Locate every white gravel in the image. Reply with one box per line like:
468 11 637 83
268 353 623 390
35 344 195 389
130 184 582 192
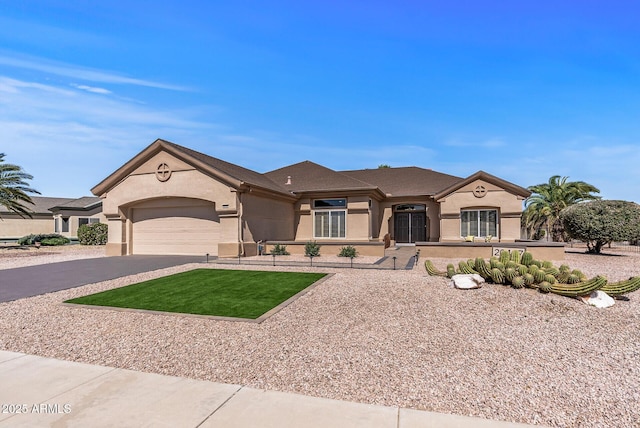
0 245 105 270
1 248 639 427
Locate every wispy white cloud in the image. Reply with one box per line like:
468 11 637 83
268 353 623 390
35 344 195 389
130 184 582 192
71 83 112 94
0 54 188 91
0 75 211 196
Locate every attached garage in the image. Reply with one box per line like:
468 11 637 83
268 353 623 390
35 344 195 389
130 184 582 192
131 198 220 256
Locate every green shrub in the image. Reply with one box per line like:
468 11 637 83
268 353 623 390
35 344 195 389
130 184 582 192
270 244 290 255
18 233 70 246
338 245 358 258
78 223 108 245
304 240 321 257
561 200 640 254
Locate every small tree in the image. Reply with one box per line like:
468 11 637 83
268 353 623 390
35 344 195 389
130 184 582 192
304 240 321 257
560 200 640 254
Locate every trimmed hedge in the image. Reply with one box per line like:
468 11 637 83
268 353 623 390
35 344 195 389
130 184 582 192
18 233 70 246
78 223 108 245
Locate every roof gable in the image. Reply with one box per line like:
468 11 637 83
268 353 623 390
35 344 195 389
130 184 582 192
434 170 531 201
91 139 292 198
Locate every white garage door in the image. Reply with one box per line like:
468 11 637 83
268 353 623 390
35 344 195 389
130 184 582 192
132 202 220 255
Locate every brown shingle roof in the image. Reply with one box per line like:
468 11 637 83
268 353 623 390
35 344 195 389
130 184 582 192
49 196 102 210
0 197 74 214
340 167 463 197
264 161 378 193
160 140 292 195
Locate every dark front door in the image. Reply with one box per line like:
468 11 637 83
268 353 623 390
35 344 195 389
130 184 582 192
394 212 426 243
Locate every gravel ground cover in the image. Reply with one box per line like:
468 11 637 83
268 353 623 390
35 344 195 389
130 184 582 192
0 245 105 270
0 249 639 427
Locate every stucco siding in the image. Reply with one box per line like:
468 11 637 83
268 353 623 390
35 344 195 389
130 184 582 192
241 193 294 243
0 215 53 239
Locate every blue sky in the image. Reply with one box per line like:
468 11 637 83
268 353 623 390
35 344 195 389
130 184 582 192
1 1 639 201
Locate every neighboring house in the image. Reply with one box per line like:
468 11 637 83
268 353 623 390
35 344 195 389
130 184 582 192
92 139 531 257
0 196 104 240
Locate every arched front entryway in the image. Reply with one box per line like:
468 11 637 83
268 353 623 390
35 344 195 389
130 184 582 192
129 198 220 255
393 204 427 243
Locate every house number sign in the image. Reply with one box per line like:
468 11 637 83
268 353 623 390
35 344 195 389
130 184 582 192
156 163 172 182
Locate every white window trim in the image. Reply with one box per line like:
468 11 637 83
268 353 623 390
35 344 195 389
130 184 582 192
313 209 347 239
460 209 498 238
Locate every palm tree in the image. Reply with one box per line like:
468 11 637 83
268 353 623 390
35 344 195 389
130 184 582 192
0 153 40 218
522 175 600 242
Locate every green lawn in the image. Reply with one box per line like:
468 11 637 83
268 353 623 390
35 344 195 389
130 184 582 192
65 269 326 319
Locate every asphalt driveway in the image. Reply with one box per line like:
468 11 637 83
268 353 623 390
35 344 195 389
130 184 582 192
0 255 206 303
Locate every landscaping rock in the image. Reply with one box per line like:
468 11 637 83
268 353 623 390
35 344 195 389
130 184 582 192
450 274 484 289
580 290 615 308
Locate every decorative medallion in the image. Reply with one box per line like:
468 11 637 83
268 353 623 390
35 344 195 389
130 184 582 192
473 185 487 198
156 163 172 182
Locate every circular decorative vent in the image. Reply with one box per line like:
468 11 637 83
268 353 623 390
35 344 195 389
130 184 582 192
156 163 172 182
473 185 487 198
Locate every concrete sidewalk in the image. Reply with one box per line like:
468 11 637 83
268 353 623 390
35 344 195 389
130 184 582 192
0 350 543 428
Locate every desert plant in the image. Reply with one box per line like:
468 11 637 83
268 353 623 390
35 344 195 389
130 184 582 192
304 240 321 257
78 223 108 245
0 153 40 218
18 233 69 246
561 200 640 254
270 243 290 255
338 245 358 258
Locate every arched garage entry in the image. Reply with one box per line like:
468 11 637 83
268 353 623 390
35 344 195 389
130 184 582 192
130 198 220 256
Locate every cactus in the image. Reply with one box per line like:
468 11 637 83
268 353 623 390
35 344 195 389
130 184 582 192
516 265 527 276
600 276 640 296
425 260 447 276
566 274 581 284
511 276 525 289
521 251 533 266
446 264 457 278
538 281 552 293
572 269 588 281
491 268 505 284
548 275 607 298
559 264 571 273
504 267 517 282
523 273 535 287
475 258 493 280
489 257 500 268
499 250 510 265
528 264 539 274
505 261 518 269
543 274 557 284
542 260 554 269
495 262 505 271
459 260 478 275
533 269 546 284
544 267 560 278
510 250 521 264
531 259 543 268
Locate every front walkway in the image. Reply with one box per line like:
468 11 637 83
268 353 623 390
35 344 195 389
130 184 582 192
0 350 543 428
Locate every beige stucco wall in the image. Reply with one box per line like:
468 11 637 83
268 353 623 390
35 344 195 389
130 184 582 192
241 192 294 244
438 179 525 242
101 151 241 256
0 214 53 239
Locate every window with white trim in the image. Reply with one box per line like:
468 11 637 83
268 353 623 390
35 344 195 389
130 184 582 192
79 217 100 227
313 199 346 238
461 209 497 237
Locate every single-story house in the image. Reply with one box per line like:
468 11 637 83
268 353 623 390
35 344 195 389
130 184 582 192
0 196 104 241
92 139 531 257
